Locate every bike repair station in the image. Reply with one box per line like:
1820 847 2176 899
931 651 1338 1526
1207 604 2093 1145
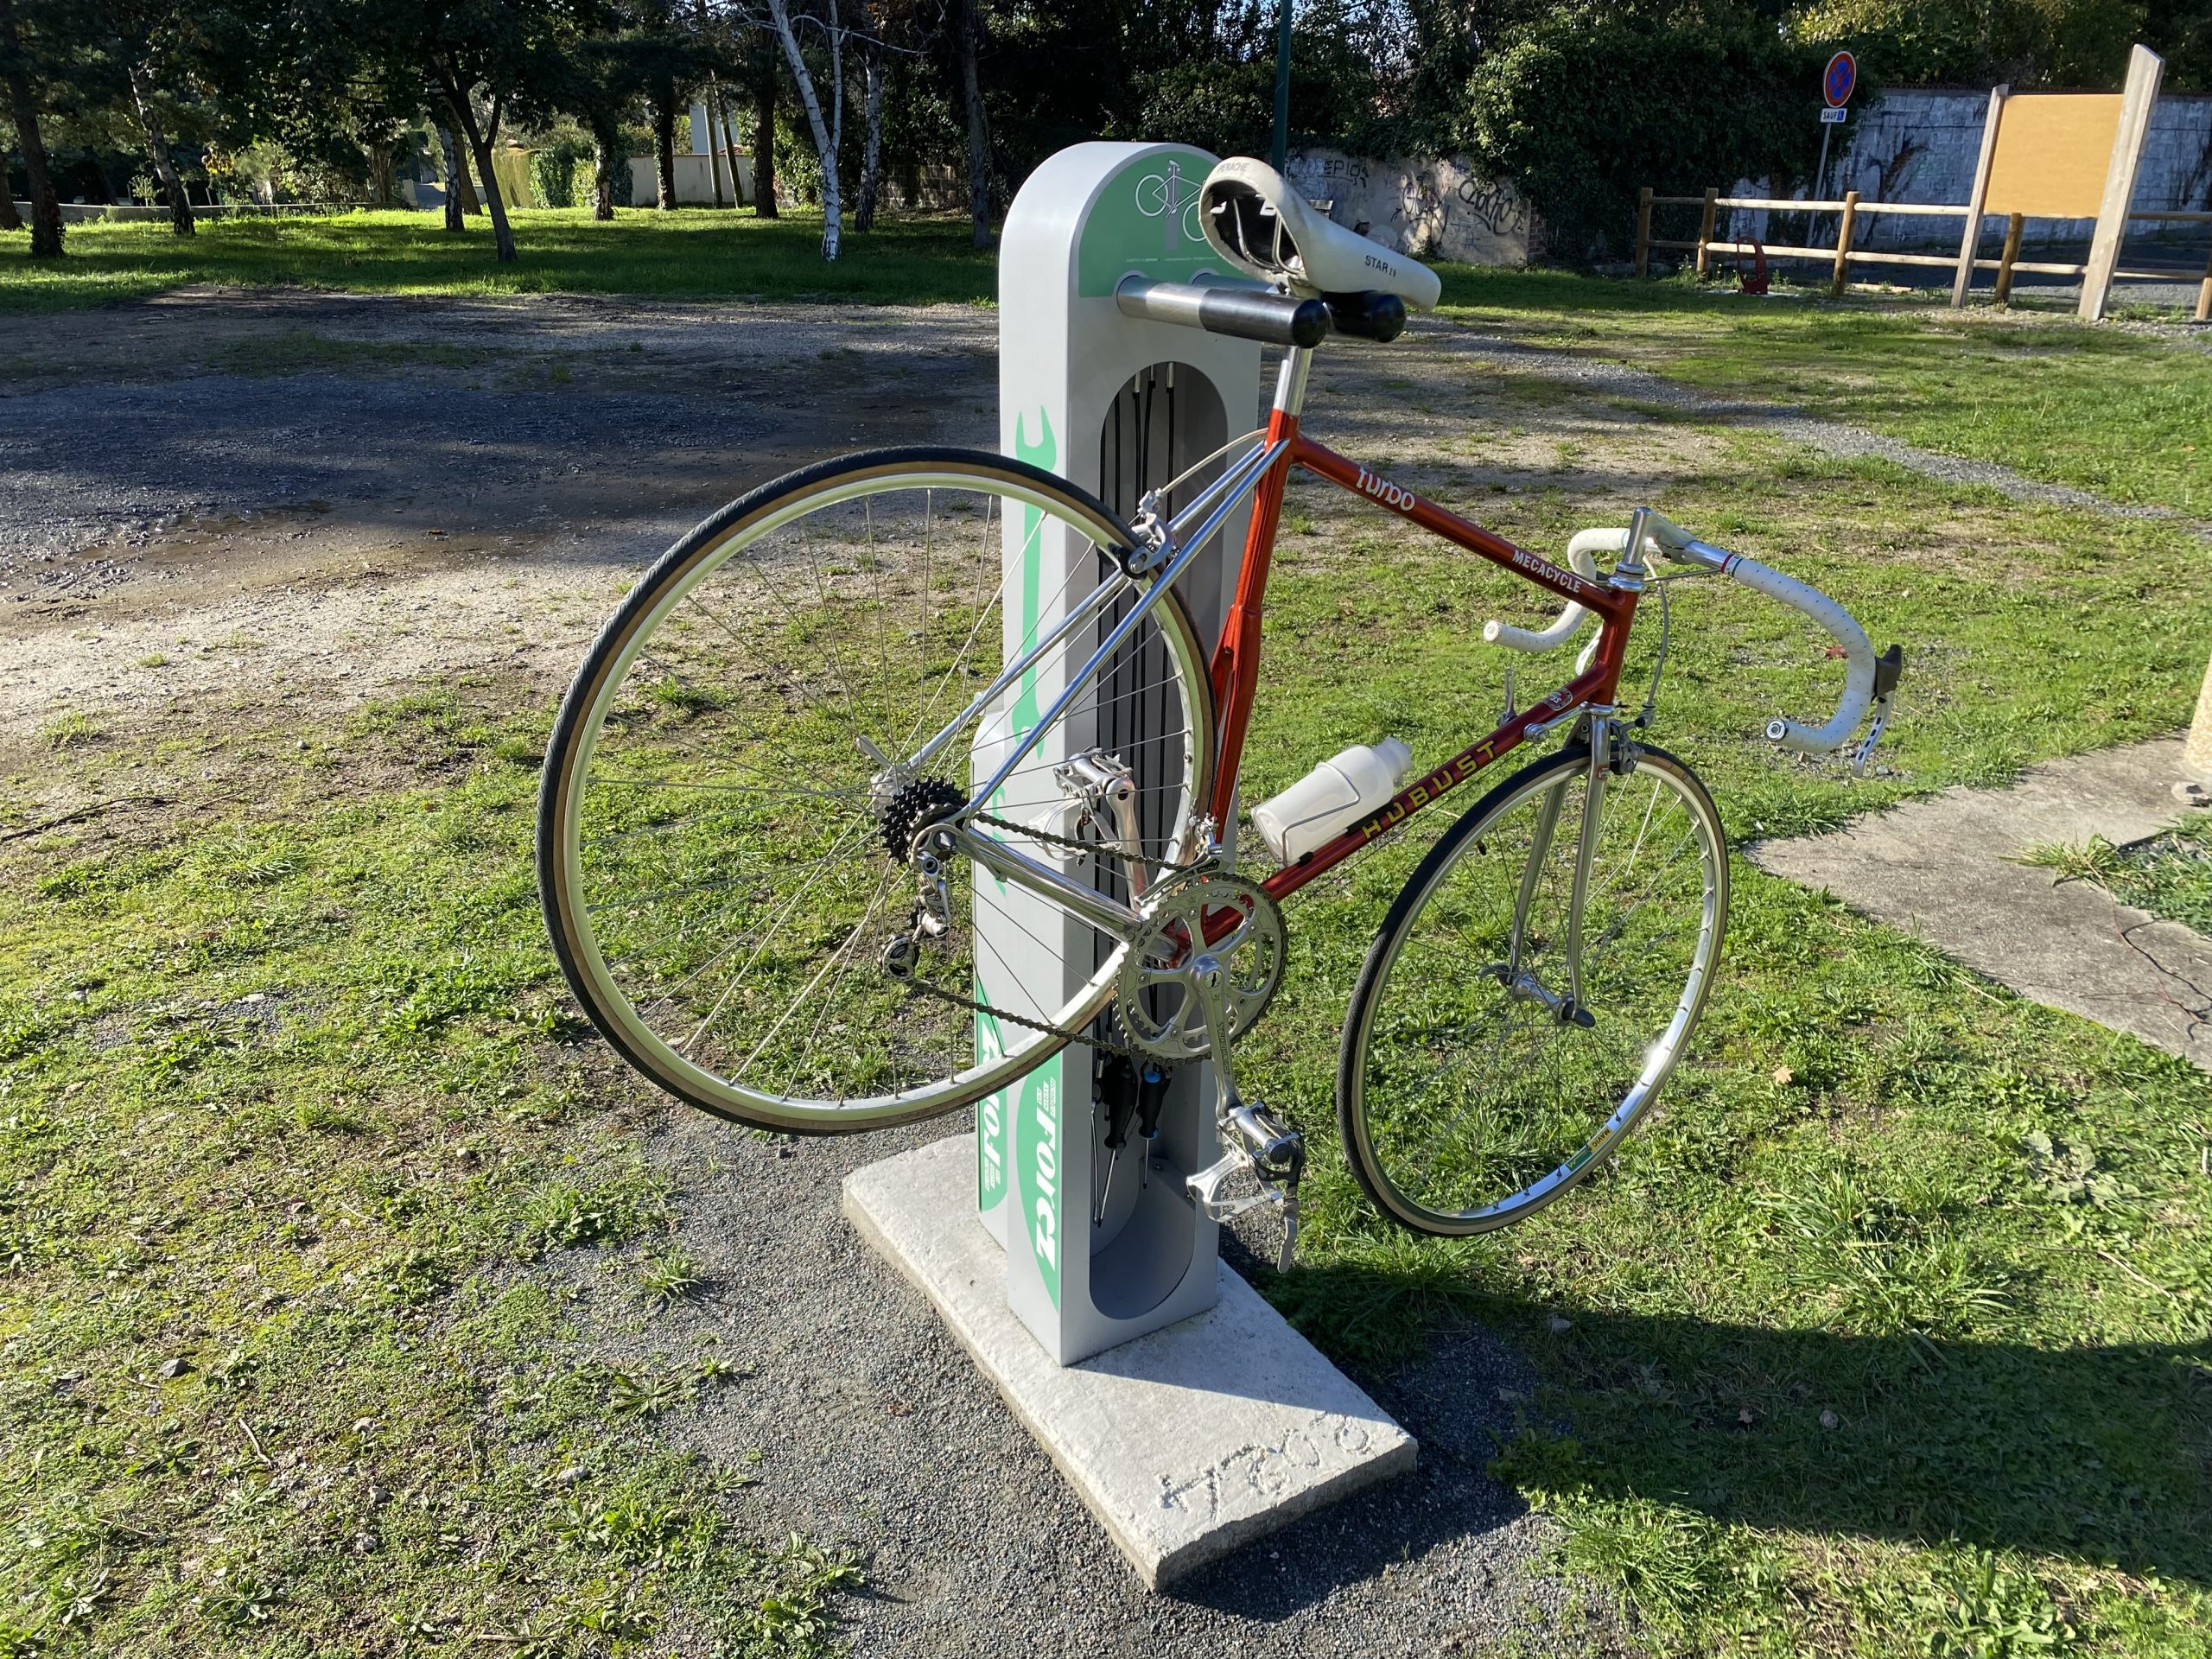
842 142 1417 1589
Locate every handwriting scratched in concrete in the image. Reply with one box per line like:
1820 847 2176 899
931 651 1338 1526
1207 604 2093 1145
1157 1412 1377 1520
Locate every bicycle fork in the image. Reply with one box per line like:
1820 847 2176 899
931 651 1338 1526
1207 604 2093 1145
1496 716 1624 1028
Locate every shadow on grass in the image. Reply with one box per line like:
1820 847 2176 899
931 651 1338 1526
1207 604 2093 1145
1208 1247 2212 1612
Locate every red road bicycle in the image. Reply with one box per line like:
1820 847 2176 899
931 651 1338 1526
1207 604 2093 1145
537 159 1901 1250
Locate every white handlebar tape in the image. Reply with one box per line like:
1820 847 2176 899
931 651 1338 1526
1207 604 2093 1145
1482 529 1623 652
1724 553 1877 753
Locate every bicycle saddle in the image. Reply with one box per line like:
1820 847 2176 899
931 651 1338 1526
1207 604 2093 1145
1198 156 1442 314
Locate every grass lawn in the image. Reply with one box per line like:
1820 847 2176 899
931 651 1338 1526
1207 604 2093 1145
0 207 995 313
3 270 2209 1655
1 701 864 1655
1434 265 2212 518
2026 815 2212 935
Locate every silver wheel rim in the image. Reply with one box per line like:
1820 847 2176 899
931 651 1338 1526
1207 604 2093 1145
1347 749 1727 1234
547 462 1215 1131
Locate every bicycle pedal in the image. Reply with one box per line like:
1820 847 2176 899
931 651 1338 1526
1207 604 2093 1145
1225 1100 1306 1188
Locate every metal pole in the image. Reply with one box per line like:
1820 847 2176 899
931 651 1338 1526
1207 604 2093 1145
1268 0 1293 174
2179 650 2212 804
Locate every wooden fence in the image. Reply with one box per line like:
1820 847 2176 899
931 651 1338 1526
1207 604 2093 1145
1634 187 2212 320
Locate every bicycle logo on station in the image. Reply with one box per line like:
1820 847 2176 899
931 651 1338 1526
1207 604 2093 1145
1135 160 1204 251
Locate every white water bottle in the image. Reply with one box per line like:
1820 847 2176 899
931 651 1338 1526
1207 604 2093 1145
1251 738 1414 865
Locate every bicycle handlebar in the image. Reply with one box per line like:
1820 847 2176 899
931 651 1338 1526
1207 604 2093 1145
1489 508 1902 766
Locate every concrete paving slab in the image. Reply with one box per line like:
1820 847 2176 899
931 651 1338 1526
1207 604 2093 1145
1751 734 2212 1067
843 1133 1418 1590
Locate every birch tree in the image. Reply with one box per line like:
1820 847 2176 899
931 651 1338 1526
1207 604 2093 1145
852 16 882 231
761 0 842 258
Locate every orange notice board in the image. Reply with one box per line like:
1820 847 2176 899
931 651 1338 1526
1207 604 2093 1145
1983 93 2124 217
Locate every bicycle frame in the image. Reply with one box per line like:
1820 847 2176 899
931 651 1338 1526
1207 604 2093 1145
940 342 1643 935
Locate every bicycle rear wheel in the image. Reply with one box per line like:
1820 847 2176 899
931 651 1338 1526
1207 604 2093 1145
538 447 1215 1134
1338 741 1727 1235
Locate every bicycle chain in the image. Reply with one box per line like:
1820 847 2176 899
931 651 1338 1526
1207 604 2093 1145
886 809 1209 1063
968 809 1207 874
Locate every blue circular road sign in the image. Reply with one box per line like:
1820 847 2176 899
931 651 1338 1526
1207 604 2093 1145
1824 51 1857 107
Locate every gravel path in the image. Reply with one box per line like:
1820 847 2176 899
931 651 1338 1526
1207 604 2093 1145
563 1108 1582 1658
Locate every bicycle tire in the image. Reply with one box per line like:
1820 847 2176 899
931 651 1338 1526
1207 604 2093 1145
539 446 1217 1134
1337 740 1727 1235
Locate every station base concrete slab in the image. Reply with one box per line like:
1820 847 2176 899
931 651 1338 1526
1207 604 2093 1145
842 1133 1417 1589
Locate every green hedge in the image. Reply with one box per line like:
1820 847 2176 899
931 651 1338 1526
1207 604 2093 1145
1466 3 1827 264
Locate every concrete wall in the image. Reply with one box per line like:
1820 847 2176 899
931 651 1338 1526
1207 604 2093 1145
629 152 755 207
1724 87 2212 253
1284 148 1534 266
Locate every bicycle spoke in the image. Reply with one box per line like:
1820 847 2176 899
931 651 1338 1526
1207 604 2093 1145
546 467 1208 1128
1345 749 1726 1231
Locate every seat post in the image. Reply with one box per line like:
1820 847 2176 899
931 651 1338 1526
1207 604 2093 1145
1271 344 1314 422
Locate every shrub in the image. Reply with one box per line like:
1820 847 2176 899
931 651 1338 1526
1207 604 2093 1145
1465 2 1827 264
531 138 589 210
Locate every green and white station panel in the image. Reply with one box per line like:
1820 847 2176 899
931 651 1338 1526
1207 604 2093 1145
975 143 1262 1365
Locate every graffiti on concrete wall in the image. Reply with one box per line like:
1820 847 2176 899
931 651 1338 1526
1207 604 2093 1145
1286 147 1533 267
1456 175 1529 241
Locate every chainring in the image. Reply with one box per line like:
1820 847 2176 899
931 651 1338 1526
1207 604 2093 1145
1113 868 1287 1061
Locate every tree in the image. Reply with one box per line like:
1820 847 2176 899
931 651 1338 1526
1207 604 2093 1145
760 0 844 257
652 74 676 204
1467 2 1824 260
1792 0 2170 91
209 0 601 261
86 0 200 234
0 0 67 256
125 54 192 232
852 17 882 230
435 119 468 226
745 29 776 215
954 0 984 247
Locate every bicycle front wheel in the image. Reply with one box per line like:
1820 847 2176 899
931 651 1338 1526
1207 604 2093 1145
539 448 1215 1134
1338 741 1727 1235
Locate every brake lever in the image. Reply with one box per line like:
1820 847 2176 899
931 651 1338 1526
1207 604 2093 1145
1848 644 1904 776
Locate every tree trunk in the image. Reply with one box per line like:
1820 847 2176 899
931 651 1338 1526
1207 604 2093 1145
766 0 839 259
436 71 515 263
445 120 482 215
750 52 777 219
711 80 742 206
128 62 194 236
957 0 989 250
0 67 60 255
435 124 465 229
462 128 515 261
855 35 883 232
704 77 728 207
590 121 618 219
652 82 676 209
367 142 397 208
0 142 20 232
